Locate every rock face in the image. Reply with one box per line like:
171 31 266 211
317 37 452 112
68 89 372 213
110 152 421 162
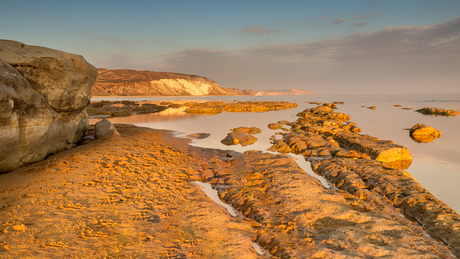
92 68 255 96
0 40 97 172
410 123 442 143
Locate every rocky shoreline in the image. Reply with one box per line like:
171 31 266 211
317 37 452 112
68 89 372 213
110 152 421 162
1 114 459 257
2 40 459 258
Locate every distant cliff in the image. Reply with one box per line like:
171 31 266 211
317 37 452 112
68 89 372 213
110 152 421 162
256 89 315 96
92 68 255 96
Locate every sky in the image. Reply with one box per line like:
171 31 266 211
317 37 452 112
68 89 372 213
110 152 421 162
1 0 459 94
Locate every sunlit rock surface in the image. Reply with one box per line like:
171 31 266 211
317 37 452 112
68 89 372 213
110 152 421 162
312 157 460 257
269 104 412 169
185 101 298 115
221 127 261 146
416 107 459 116
92 68 255 96
211 152 455 258
0 40 97 172
409 123 442 143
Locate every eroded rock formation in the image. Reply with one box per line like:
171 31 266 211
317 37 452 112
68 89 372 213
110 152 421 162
210 152 455 258
92 68 255 96
0 40 97 172
269 104 412 169
221 127 261 146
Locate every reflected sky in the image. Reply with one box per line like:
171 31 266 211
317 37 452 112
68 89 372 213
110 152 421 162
90 94 460 212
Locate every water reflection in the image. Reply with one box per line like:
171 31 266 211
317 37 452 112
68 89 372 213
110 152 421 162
89 107 199 125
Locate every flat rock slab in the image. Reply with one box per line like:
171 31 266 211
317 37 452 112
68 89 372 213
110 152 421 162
211 152 454 258
334 132 412 165
312 157 460 257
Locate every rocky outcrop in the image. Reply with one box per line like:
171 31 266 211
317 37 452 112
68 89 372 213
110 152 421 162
0 40 97 172
409 123 442 143
210 152 454 258
87 100 167 118
221 127 261 146
92 68 255 96
312 157 460 257
416 107 459 116
269 105 412 169
185 101 298 115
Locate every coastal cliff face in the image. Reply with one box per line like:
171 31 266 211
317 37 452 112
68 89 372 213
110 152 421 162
0 40 97 172
92 68 255 96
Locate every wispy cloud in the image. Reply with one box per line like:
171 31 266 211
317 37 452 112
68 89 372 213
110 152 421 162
152 17 460 94
239 26 278 34
354 15 373 20
320 17 326 20
331 18 347 25
351 21 367 27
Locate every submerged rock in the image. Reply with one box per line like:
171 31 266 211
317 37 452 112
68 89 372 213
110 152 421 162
409 123 442 143
0 40 97 172
87 101 168 118
185 101 298 115
186 133 211 139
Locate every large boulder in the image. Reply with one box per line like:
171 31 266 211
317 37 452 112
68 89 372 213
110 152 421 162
0 40 97 172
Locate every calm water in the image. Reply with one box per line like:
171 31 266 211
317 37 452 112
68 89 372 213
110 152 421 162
91 94 460 212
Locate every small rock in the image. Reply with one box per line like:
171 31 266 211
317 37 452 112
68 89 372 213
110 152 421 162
409 123 442 143
221 132 257 146
268 123 282 130
186 133 211 139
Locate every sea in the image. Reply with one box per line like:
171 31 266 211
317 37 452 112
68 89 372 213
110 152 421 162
90 93 460 213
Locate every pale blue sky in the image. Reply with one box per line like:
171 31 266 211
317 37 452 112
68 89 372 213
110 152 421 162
1 0 459 94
